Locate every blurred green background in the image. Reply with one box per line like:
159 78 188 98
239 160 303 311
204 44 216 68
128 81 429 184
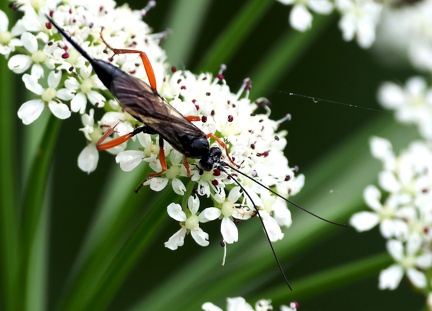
1 0 425 310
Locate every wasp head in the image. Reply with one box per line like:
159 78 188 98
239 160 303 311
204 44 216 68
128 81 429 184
199 146 222 171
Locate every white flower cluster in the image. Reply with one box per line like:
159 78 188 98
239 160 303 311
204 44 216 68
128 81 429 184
375 0 432 73
202 297 298 311
351 138 432 291
344 1 432 306
1 0 166 173
1 1 304 252
276 0 382 48
147 71 304 249
378 77 432 141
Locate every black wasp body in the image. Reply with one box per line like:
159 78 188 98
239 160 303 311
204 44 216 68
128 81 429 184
46 15 223 173
46 15 348 291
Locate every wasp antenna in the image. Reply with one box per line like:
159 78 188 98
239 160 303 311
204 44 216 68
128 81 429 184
45 15 95 64
218 166 293 291
221 162 350 228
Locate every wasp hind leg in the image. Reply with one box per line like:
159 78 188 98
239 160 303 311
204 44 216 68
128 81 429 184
100 30 157 91
96 124 152 151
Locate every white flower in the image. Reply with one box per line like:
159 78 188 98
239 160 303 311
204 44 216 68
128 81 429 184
202 297 297 311
165 196 218 250
378 77 432 140
374 0 432 72
0 10 22 57
78 109 100 173
78 144 99 174
277 0 333 32
379 235 432 290
336 0 383 48
350 185 409 239
8 31 47 74
203 297 253 311
17 70 73 124
65 65 106 113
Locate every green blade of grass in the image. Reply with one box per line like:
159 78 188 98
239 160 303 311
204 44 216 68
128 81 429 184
20 115 62 311
0 6 19 311
250 13 335 98
196 0 274 73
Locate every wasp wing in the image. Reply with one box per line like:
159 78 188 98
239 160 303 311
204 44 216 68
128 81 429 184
110 72 207 156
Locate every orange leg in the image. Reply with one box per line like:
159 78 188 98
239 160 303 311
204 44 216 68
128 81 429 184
185 116 200 122
97 124 149 151
183 157 191 177
100 30 157 90
135 137 167 192
206 133 238 167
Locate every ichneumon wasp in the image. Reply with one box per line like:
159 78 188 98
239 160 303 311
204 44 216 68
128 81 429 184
46 14 348 291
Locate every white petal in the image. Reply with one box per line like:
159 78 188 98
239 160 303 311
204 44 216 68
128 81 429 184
379 265 403 290
273 201 292 228
191 227 209 247
263 215 284 242
88 91 106 106
378 171 400 192
48 102 71 119
199 207 221 223
71 92 87 113
17 99 44 124
21 32 38 53
0 10 9 31
56 88 74 101
115 150 144 171
277 0 294 4
149 177 168 192
290 5 313 32
77 144 99 174
370 137 393 160
416 253 432 269
363 185 382 212
65 77 80 90
172 178 186 195
47 70 61 88
387 239 403 261
308 0 333 13
167 203 187 222
381 219 408 239
188 195 200 215
227 186 242 203
201 302 223 311
378 83 405 109
350 211 379 232
8 54 32 73
406 268 426 288
164 227 186 250
406 234 422 255
22 74 43 95
221 217 238 244
226 297 254 311
30 64 44 80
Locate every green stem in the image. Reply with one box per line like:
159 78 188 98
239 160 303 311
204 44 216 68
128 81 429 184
196 0 274 73
21 115 62 310
250 13 335 97
0 7 19 311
